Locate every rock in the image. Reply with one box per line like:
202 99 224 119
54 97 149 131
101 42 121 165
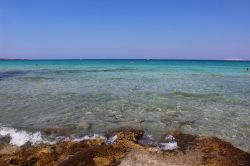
9 158 18 165
0 130 249 166
113 129 144 142
93 157 111 166
55 145 63 154
0 136 11 144
26 156 38 166
0 144 20 155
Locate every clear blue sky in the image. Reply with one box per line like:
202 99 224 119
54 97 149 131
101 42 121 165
0 0 250 59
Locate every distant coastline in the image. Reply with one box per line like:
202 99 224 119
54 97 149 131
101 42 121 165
0 58 29 60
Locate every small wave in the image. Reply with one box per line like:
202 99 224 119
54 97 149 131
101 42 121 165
158 142 178 150
71 134 107 142
139 134 178 151
210 74 223 78
21 76 47 81
0 71 25 81
0 127 45 146
48 68 134 74
0 126 178 151
0 126 118 147
171 91 221 99
85 68 134 72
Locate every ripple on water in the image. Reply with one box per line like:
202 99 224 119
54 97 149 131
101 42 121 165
0 71 26 81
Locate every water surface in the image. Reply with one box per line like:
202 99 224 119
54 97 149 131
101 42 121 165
0 60 250 151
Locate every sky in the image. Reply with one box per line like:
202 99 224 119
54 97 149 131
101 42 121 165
0 0 250 60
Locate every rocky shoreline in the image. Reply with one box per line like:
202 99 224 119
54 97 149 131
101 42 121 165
0 129 249 166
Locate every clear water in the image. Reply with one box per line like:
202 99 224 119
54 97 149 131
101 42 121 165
0 60 250 151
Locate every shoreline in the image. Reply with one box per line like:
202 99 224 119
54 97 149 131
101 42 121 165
0 129 249 166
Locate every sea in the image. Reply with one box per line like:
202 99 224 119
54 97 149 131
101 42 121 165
0 59 250 152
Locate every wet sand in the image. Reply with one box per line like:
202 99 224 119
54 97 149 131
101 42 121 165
0 129 249 166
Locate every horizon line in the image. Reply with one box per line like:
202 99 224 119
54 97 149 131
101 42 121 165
1 58 250 61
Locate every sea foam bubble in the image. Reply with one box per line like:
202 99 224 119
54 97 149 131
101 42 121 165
71 134 107 142
0 127 44 146
158 142 178 150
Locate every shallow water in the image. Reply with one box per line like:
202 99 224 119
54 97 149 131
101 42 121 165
0 60 250 152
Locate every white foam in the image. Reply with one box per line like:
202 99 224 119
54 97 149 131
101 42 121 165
158 141 178 150
72 134 107 142
157 134 178 150
164 134 175 141
107 135 117 144
71 134 118 145
0 127 44 146
146 134 154 140
0 126 177 149
0 127 111 146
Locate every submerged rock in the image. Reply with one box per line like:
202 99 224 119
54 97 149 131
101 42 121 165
43 128 72 137
77 121 90 130
106 110 120 118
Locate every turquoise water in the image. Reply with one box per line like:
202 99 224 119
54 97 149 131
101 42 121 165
0 60 250 151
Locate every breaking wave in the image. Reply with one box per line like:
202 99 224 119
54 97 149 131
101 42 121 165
0 126 178 151
0 126 45 146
